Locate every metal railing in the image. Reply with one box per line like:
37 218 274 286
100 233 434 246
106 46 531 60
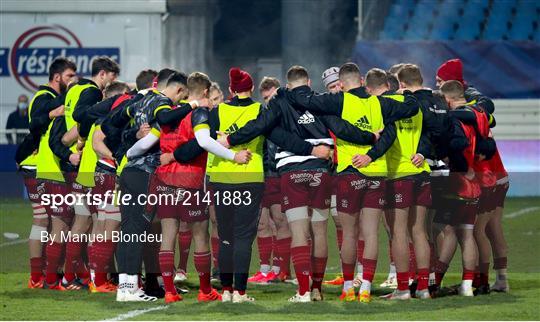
0 129 30 145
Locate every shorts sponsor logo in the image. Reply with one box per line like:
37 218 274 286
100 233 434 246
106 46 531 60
29 192 40 200
37 182 46 195
188 209 202 217
283 196 289 205
309 173 322 187
341 199 349 208
350 179 367 190
369 180 381 190
95 172 105 185
290 172 321 185
379 198 385 206
395 193 403 203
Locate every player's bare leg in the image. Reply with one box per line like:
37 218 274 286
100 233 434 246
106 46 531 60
310 209 328 301
248 208 274 283
63 202 93 289
359 208 382 302
456 224 478 296
287 206 312 302
270 203 292 282
159 217 182 303
209 205 220 281
382 207 411 300
191 220 221 302
487 206 509 292
338 210 359 301
28 205 49 288
44 216 70 290
380 210 397 289
433 223 457 288
473 210 493 294
409 205 431 298
175 220 191 283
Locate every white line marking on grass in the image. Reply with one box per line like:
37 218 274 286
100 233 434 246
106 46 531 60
101 305 168 321
0 239 27 247
506 207 540 219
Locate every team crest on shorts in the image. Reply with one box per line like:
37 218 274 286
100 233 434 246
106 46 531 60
341 199 349 208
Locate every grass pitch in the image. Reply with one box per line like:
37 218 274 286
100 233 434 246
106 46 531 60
1 197 539 321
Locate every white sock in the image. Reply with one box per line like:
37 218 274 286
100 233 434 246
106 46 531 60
461 279 473 289
496 269 507 282
271 265 280 274
90 269 95 283
260 264 271 274
343 280 354 292
360 280 371 293
357 262 363 276
389 263 396 276
126 274 139 291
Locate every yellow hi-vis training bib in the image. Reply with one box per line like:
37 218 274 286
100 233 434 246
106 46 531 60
336 92 387 177
76 124 99 187
383 94 430 179
64 83 97 153
20 88 55 167
210 102 264 184
36 121 65 183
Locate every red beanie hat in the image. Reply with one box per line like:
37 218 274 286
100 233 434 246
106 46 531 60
229 67 253 93
437 58 465 85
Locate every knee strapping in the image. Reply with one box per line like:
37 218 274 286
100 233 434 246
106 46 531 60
29 225 47 241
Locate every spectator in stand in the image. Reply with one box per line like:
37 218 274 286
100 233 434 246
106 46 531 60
6 94 30 144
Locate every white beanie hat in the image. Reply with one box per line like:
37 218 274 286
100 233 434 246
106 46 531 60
322 67 340 88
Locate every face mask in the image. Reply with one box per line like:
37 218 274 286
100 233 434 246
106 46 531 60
18 102 28 110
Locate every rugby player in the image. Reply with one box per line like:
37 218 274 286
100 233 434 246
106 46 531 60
15 58 76 289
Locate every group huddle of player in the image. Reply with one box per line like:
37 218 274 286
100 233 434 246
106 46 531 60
15 55 510 304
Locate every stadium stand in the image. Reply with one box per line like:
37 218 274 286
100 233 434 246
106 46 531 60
380 0 540 41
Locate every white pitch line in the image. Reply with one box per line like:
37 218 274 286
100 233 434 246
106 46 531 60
101 305 168 322
505 207 540 219
0 239 27 247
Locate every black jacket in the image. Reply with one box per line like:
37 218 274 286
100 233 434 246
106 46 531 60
72 79 103 138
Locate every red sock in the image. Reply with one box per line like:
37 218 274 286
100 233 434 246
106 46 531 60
177 230 192 272
417 268 429 291
397 271 409 291
479 262 490 285
342 262 355 282
434 260 449 286
357 240 365 266
64 241 84 283
223 285 233 292
194 251 212 294
462 268 475 281
257 236 273 267
235 289 245 295
45 242 63 285
93 240 116 286
272 237 281 270
159 250 176 294
311 256 327 291
408 243 417 280
291 245 311 295
30 257 44 282
493 257 507 270
211 237 220 269
362 258 377 282
278 237 292 275
336 228 343 250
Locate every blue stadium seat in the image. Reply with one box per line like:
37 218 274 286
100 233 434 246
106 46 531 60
508 18 535 40
454 22 482 40
483 19 508 40
430 22 454 40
